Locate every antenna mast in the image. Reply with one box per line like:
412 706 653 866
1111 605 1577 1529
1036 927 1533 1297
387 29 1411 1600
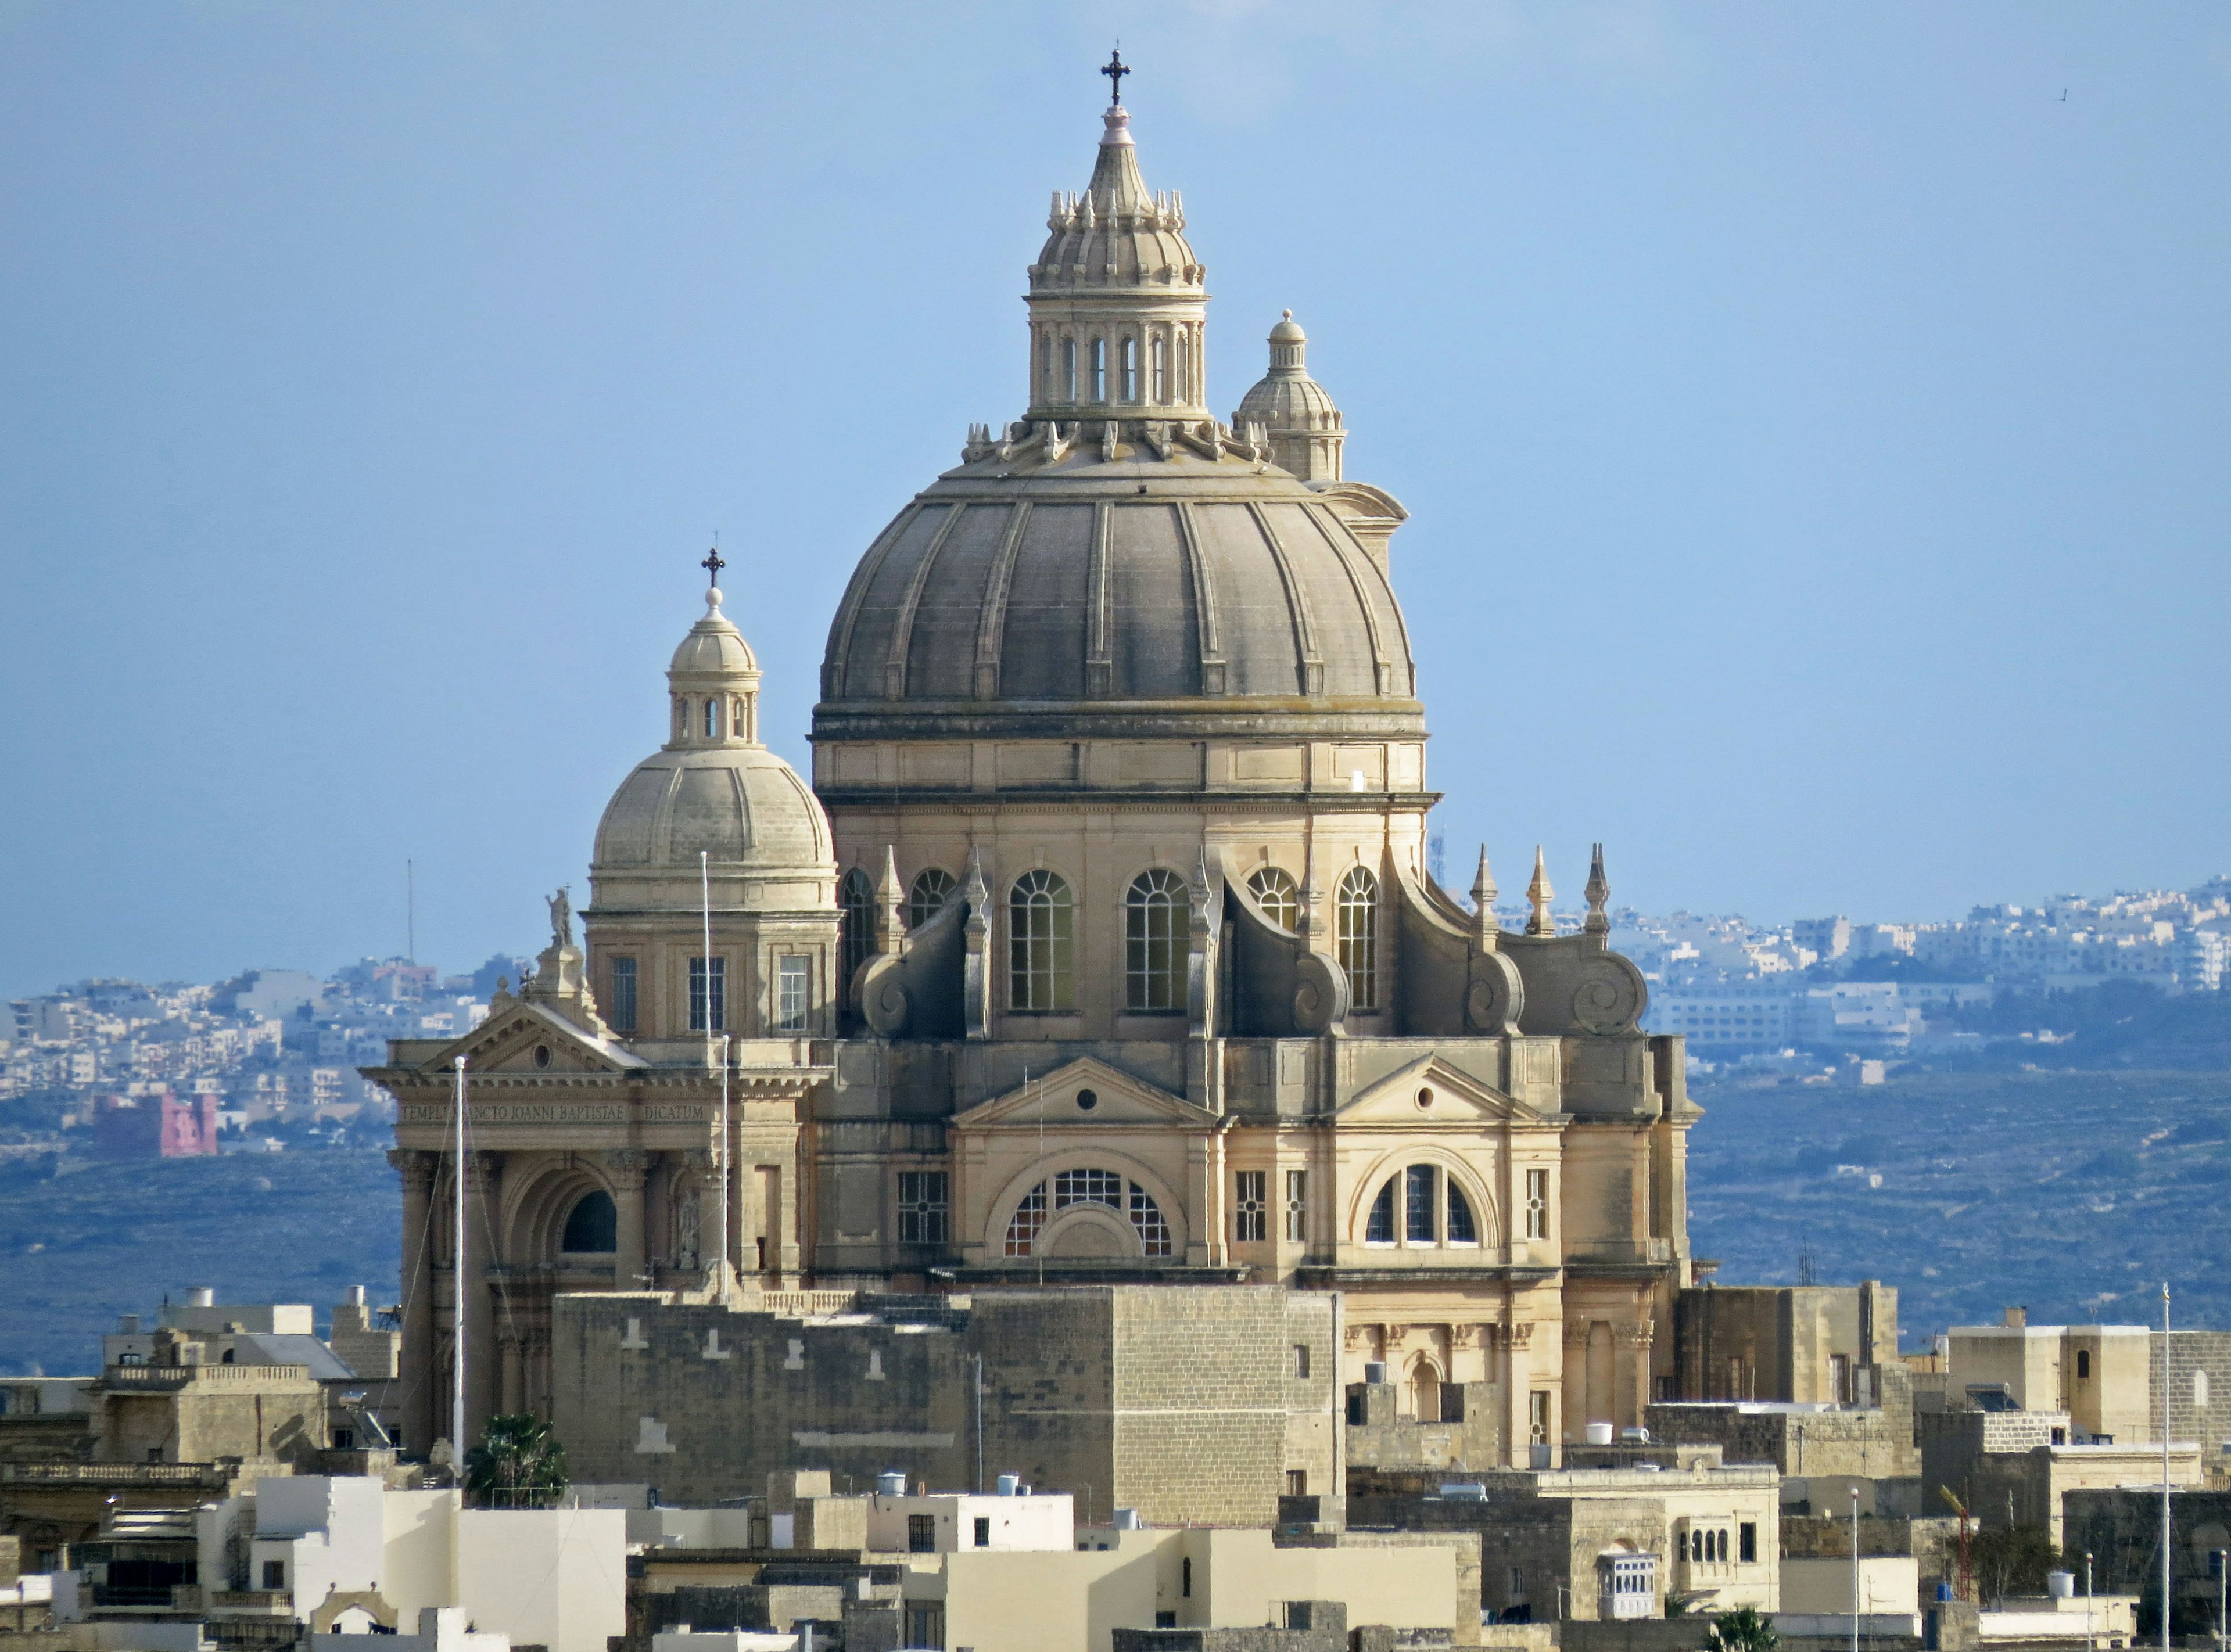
450 1054 466 1477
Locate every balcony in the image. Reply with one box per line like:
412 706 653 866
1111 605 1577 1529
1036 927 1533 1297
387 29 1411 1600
0 1461 233 1488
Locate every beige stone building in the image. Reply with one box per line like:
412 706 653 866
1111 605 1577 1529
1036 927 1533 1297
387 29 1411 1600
373 85 1695 1466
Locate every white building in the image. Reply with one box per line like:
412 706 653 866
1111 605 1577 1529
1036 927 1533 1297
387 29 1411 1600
865 1485 1074 1554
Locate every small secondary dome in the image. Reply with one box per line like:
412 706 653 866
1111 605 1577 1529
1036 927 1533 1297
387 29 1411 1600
592 587 834 884
1234 311 1344 483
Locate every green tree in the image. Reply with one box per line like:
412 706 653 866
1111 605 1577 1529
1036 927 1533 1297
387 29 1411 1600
1970 1524 2057 1602
1708 1606 1778 1652
463 1413 568 1509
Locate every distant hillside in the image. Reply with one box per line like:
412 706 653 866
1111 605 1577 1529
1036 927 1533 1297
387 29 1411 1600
1687 1069 2231 1340
0 1150 399 1376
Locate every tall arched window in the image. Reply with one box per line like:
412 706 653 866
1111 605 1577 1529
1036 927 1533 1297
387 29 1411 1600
1089 337 1106 402
1248 867 1299 932
1009 870 1075 1011
1125 869 1187 1011
1152 335 1168 403
1337 866 1379 1010
702 698 719 738
1038 332 1053 401
673 697 689 739
1174 332 1190 405
839 868 875 1006
907 868 957 929
561 1189 617 1254
1062 337 1078 401
1120 336 1138 403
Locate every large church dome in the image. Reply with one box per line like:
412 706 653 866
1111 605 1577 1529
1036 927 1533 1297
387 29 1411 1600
814 102 1418 755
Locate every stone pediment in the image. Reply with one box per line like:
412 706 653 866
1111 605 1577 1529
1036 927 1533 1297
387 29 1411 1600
951 1057 1215 1132
1335 1053 1544 1127
409 999 648 1078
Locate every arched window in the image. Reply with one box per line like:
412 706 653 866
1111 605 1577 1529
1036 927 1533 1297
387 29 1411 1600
907 868 957 929
1125 869 1187 1011
1409 1357 1443 1424
839 868 875 1006
1120 336 1138 402
1248 867 1299 932
732 696 750 739
1089 337 1106 401
674 697 688 739
1175 331 1190 405
1366 1165 1479 1247
1061 337 1078 401
1337 866 1379 1010
562 1189 618 1254
1152 335 1168 403
703 698 719 738
1002 1169 1172 1257
1038 333 1053 401
1009 870 1075 1011
1366 1180 1395 1244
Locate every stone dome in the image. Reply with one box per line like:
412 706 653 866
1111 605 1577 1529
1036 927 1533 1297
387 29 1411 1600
593 588 834 884
816 450 1415 741
593 744 833 871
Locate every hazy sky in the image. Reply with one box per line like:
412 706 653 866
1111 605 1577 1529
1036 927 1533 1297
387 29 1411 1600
3 3 2226 998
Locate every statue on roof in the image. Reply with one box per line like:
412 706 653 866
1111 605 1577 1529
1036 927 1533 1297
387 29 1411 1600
547 886 573 951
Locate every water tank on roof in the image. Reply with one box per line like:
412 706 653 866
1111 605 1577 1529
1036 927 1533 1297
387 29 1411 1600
996 1474 1020 1497
1585 1421 1615 1446
1364 1362 1388 1385
877 1471 906 1497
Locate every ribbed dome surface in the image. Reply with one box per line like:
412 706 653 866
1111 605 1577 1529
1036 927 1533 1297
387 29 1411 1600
1235 371 1341 431
593 745 833 870
670 612 757 676
816 452 1416 720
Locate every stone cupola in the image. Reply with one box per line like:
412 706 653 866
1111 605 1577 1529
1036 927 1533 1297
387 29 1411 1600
1023 100 1209 427
666 584 761 748
1234 311 1346 483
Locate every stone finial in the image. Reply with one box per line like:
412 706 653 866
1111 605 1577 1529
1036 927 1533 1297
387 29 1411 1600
874 846 904 956
1526 846 1555 937
1471 845 1500 946
1585 843 1611 935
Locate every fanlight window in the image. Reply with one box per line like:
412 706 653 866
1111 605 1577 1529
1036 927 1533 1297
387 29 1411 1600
1248 867 1299 932
1003 1169 1172 1258
1363 1165 1479 1248
839 869 874 1006
562 1189 618 1254
1125 869 1187 1011
907 868 957 930
1009 870 1075 1011
1336 866 1379 1010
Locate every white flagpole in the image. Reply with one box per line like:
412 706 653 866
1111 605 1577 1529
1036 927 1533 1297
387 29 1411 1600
451 1054 467 1477
704 850 728 1300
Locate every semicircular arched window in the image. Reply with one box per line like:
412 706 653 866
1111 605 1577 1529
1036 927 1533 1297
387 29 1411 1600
907 868 957 930
561 1189 618 1254
1125 868 1188 1012
1336 865 1379 1010
1003 1169 1172 1258
1362 1165 1480 1248
1009 870 1075 1012
1248 867 1299 932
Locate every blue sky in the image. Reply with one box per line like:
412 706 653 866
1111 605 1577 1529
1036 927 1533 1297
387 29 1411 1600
2 3 2226 997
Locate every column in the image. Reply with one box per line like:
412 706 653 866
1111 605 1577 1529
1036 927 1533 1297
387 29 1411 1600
605 1150 649 1288
1562 1320 1590 1448
498 1330 523 1415
389 1150 437 1455
1616 1322 1655 1428
462 1152 500 1448
1500 1321 1533 1468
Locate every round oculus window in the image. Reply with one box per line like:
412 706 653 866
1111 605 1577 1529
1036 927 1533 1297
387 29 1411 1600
1416 1086 1434 1108
1075 1089 1099 1112
534 1044 552 1069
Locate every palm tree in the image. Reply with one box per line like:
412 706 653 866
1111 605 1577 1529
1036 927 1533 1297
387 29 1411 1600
462 1413 568 1509
1708 1606 1778 1652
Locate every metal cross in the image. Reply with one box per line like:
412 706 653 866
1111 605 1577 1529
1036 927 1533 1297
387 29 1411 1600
701 545 726 587
1101 48 1128 106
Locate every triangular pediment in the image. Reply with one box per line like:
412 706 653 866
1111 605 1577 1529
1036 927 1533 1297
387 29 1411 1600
952 1057 1215 1132
1336 1053 1543 1126
411 999 648 1078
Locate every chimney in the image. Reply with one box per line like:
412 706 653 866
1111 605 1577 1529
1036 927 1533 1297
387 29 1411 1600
2003 1306 2028 1329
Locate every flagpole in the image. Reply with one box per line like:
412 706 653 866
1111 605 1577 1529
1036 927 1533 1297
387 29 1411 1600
451 1054 467 1477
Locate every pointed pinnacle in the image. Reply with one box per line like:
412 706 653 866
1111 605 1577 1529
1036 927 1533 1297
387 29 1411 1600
1586 842 1609 907
1472 845 1497 910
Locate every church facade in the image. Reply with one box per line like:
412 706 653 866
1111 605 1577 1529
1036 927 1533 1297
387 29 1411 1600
372 88 1696 1469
